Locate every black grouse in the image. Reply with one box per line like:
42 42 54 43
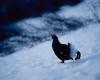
52 34 73 63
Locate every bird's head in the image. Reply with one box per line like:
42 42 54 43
68 43 71 46
51 34 58 40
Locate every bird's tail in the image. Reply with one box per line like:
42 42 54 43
75 51 81 60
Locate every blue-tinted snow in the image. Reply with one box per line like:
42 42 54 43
0 23 100 80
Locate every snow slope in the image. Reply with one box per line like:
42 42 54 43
0 23 100 80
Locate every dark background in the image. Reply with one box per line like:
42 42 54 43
0 0 83 25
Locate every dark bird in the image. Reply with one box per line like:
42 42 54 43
52 34 73 63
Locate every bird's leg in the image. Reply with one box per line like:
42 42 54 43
61 60 64 63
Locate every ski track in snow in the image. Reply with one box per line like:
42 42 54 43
0 23 100 80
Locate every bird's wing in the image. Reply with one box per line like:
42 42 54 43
60 44 70 54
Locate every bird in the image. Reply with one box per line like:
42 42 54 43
52 34 73 63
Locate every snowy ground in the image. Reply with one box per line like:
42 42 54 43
0 23 100 80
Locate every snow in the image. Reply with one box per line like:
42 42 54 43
58 0 100 21
0 23 100 80
58 3 92 18
1 0 100 79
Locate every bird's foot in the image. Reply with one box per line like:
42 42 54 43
60 60 64 63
